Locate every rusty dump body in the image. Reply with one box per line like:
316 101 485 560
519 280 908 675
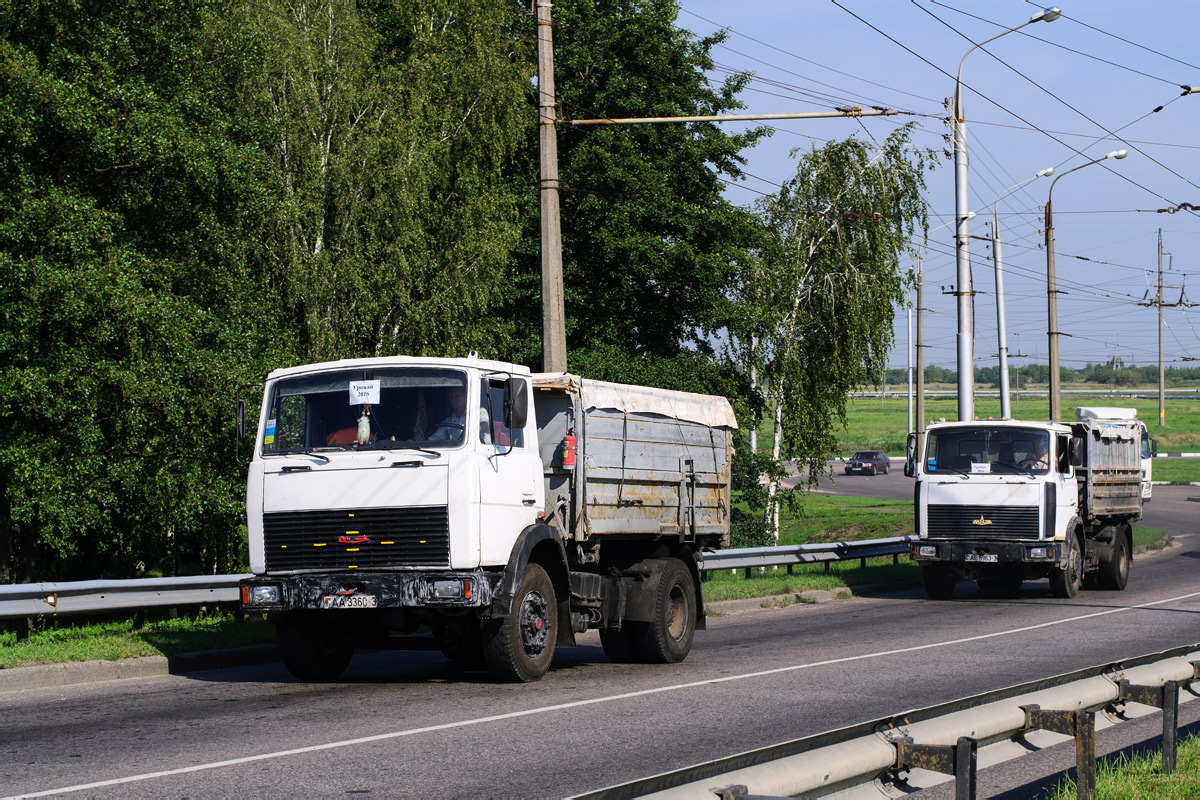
1073 414 1142 525
531 373 735 550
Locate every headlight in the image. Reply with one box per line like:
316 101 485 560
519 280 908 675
917 545 938 558
252 584 279 604
431 579 471 599
1029 547 1050 559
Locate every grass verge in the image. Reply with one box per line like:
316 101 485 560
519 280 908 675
1040 733 1200 799
0 612 275 670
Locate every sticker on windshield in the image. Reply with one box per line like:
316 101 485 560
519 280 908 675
971 462 991 474
265 418 276 445
349 380 380 406
928 459 937 471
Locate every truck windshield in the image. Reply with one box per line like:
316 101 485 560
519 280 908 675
924 427 1050 475
262 368 469 454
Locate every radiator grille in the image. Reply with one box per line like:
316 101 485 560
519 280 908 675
927 505 1040 540
263 506 450 570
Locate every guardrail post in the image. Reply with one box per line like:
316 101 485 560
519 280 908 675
1021 705 1096 799
1117 678 1180 774
712 784 798 800
894 735 977 799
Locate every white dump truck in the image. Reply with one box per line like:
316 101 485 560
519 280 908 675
236 355 735 682
904 407 1148 600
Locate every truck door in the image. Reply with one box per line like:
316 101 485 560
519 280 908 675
477 377 542 565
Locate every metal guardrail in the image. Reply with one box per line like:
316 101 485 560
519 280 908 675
0 538 915 621
575 644 1200 799
0 575 250 621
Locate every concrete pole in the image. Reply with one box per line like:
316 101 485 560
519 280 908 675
916 256 926 453
991 220 1012 419
1045 197 1061 423
951 84 975 422
536 0 566 373
1159 229 1165 427
907 304 913 436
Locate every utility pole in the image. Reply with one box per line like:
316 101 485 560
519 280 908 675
915 256 926 455
536 0 566 373
1159 229 1165 427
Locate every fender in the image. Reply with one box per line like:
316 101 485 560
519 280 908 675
489 523 569 620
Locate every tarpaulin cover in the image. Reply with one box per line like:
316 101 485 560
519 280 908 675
531 373 738 430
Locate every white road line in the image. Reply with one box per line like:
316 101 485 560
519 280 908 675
11 589 1200 799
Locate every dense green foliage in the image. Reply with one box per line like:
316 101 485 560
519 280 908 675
0 0 931 581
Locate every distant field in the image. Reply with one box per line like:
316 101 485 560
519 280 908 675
832 387 1200 457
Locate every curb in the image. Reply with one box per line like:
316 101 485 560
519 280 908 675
0 644 280 695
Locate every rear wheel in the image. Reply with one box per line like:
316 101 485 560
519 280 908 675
600 626 642 664
1050 535 1083 598
278 612 353 681
922 564 957 600
483 563 557 682
1098 530 1130 590
634 559 696 663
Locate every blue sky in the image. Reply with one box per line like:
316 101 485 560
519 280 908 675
675 0 1200 374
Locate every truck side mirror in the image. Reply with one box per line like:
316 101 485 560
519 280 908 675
1151 438 1158 457
236 400 247 441
1069 436 1084 467
904 433 917 478
504 378 529 430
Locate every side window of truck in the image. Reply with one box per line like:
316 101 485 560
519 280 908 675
480 379 524 449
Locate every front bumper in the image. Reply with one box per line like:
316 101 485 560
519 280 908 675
912 539 1062 564
240 570 499 613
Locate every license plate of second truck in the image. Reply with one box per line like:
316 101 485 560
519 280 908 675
964 553 998 563
323 594 379 609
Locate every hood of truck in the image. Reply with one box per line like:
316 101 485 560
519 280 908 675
923 476 1044 508
248 453 480 574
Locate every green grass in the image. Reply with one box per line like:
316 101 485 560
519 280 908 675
1040 732 1200 799
1149 459 1200 484
701 558 920 603
0 612 275 670
831 389 1200 456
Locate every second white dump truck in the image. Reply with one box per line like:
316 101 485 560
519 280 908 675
237 355 735 682
905 407 1149 600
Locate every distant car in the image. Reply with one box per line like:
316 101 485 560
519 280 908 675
845 450 889 475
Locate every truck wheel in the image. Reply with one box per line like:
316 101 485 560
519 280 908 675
278 612 353 681
600 626 642 664
634 559 696 663
922 564 956 600
1050 535 1083 598
1098 532 1130 590
483 563 557 682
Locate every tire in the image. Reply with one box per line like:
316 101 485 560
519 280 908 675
436 619 483 663
634 559 697 663
1098 530 1130 590
483 563 557 682
1050 534 1083 598
278 612 354 681
600 626 642 664
922 564 957 600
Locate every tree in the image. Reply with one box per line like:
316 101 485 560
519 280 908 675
737 127 932 539
499 0 767 372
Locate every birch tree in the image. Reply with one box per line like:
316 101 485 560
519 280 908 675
742 127 932 540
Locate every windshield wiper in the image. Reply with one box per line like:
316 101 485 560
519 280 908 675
993 460 1038 476
355 440 442 457
267 448 330 463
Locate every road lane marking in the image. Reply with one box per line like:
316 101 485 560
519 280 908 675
11 589 1200 798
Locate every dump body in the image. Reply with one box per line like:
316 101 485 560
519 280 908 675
1074 411 1142 524
532 373 733 550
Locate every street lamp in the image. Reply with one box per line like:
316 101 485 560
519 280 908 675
952 6 1061 421
1045 148 1128 422
992 167 1054 419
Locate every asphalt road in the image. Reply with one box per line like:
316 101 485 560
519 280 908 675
5 550 1200 796
4 467 1196 798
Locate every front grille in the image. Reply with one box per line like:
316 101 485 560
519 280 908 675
263 506 450 571
927 504 1040 540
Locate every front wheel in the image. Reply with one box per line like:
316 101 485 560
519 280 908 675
483 563 557 682
634 559 697 663
1050 535 1083 598
277 612 354 681
922 564 956 600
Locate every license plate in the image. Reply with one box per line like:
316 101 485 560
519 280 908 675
964 553 998 563
322 594 379 609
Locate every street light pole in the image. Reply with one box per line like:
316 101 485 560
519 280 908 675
1044 149 1127 422
952 6 1061 421
992 167 1054 419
